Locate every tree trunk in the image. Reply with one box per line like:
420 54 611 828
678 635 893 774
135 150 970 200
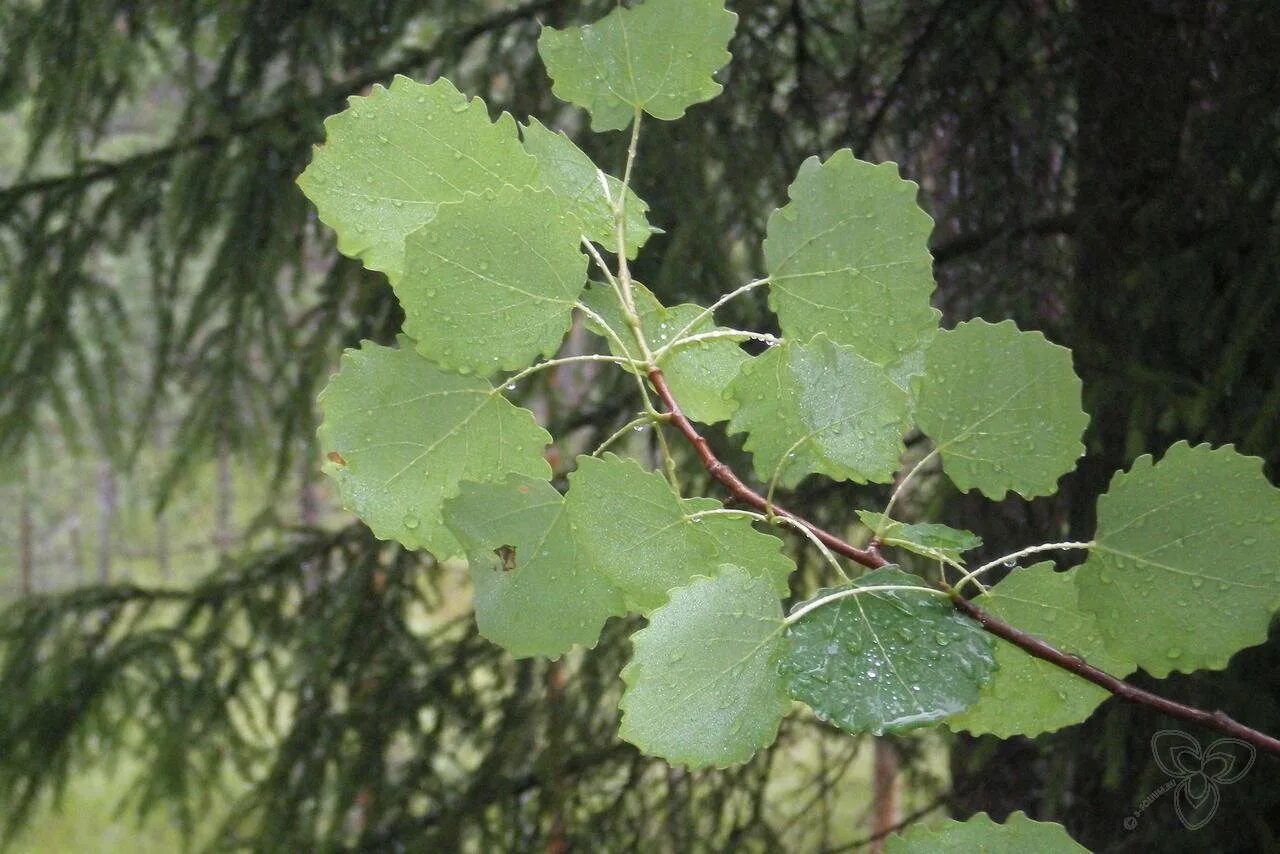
19 452 33 595
214 435 234 555
869 738 899 854
96 460 117 585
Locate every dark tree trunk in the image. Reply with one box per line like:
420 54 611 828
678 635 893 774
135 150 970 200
96 460 116 585
951 3 1280 851
19 453 33 595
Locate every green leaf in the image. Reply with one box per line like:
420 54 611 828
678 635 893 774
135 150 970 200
914 319 1088 499
521 118 653 258
397 184 587 374
619 567 789 767
946 564 1134 737
780 566 995 734
564 454 716 611
581 282 749 424
537 0 737 132
297 75 536 280
856 511 982 565
317 343 551 559
681 498 796 596
726 336 908 488
765 151 939 373
443 476 626 659
886 811 1087 853
1075 442 1280 677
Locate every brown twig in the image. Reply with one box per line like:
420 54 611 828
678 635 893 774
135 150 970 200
645 366 1280 758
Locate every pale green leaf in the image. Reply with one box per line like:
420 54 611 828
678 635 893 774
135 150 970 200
581 282 749 424
564 454 716 611
297 75 536 280
946 564 1134 737
681 498 796 596
914 319 1088 499
619 567 789 767
856 511 982 564
765 151 939 372
781 566 995 734
537 0 737 131
726 336 908 488
397 184 587 374
886 811 1087 853
1075 442 1280 676
317 343 551 559
443 476 626 659
521 118 653 258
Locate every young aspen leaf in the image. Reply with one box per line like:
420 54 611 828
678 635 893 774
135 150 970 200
521 118 654 258
564 454 718 612
946 564 1134 738
1075 442 1280 677
317 343 551 559
537 0 737 131
914 319 1088 499
855 512 983 563
765 151 939 377
856 511 982 565
726 336 908 488
397 184 587 374
442 476 626 659
781 566 995 734
619 567 789 768
580 282 749 424
297 75 536 280
885 811 1087 853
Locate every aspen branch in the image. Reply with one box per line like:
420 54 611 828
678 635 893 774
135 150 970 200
645 365 1280 758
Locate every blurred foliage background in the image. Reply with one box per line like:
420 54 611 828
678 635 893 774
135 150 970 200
0 0 1276 850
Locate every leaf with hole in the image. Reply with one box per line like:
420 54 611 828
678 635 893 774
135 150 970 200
521 117 654 258
946 564 1134 737
397 184 586 374
914 319 1087 499
726 336 908 488
443 475 626 659
1074 442 1280 677
619 567 789 767
538 0 737 131
857 511 982 564
781 566 995 734
317 343 551 559
765 150 938 375
297 75 536 280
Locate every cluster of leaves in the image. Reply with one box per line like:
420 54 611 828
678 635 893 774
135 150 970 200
299 0 1280 848
2 526 880 850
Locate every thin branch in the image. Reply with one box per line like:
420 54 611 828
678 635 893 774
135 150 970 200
930 211 1076 265
646 364 1280 757
647 366 881 567
950 593 1280 756
952 540 1094 593
652 277 771 360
